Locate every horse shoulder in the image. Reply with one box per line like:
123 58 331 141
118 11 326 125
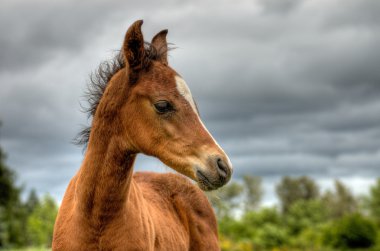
53 175 90 250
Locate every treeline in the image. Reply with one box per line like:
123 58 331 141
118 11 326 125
0 145 58 248
208 176 380 251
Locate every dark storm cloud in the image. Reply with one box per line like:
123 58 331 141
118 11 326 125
0 1 107 70
0 0 379 203
0 0 186 71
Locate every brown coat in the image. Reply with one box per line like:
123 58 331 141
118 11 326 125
52 20 232 251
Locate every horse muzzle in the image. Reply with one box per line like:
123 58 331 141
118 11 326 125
195 155 232 191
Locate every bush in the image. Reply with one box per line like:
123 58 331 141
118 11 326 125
323 213 377 249
289 224 327 249
220 234 253 251
242 207 282 227
219 208 288 249
253 223 288 249
218 216 247 241
285 199 327 235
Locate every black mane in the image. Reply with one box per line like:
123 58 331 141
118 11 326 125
74 42 170 149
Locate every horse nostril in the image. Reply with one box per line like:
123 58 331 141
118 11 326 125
216 158 229 180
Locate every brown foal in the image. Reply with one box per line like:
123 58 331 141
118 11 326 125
52 20 233 251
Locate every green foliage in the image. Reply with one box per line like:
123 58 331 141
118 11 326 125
285 199 327 235
322 180 358 219
0 144 27 247
216 176 380 251
26 195 58 247
242 207 282 229
241 208 282 240
0 148 17 207
289 224 326 249
2 248 50 251
253 223 288 249
276 176 320 213
0 137 58 249
368 178 380 224
219 207 288 249
242 175 262 213
322 213 377 249
220 235 253 251
218 216 248 241
25 190 40 215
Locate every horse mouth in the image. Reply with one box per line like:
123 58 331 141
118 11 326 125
196 170 217 191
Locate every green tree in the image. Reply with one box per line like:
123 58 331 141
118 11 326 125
219 207 287 249
322 213 377 249
0 124 58 248
0 132 27 247
368 178 380 224
242 175 262 213
276 176 320 213
0 147 17 207
285 199 327 235
322 180 358 219
242 208 288 249
26 194 58 247
25 189 40 215
242 207 282 229
253 223 288 249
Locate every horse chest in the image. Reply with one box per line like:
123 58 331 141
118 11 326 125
97 213 156 250
54 211 156 250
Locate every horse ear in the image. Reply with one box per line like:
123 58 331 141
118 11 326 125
151 29 168 65
123 20 145 74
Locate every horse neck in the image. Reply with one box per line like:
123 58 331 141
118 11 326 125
75 131 137 222
75 70 138 223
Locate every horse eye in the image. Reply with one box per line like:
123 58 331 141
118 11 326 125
154 101 174 114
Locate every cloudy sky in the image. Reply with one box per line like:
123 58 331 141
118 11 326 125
1 0 379 205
